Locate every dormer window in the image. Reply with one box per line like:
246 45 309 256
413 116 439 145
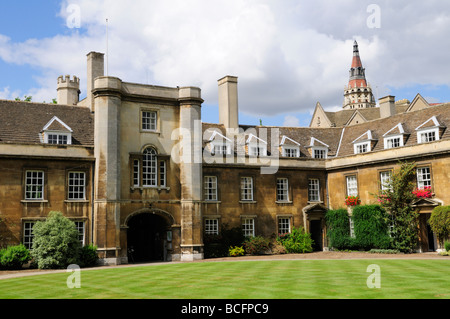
246 133 267 157
42 116 72 145
352 130 376 154
280 136 300 158
207 130 232 155
415 116 444 144
383 123 408 149
307 137 329 159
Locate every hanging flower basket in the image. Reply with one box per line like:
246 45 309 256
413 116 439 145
345 195 360 206
412 186 432 199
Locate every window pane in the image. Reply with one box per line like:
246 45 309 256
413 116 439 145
143 148 157 186
240 177 253 201
278 218 290 235
25 171 44 199
417 167 431 188
308 179 320 201
276 178 289 201
346 176 358 196
68 172 86 200
142 111 157 131
242 218 255 237
205 219 219 235
204 176 217 201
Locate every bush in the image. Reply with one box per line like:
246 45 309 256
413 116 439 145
203 224 245 258
428 206 450 247
0 244 31 270
445 242 450 252
352 205 392 250
228 246 244 257
31 211 82 269
243 236 270 255
79 244 99 267
325 208 355 250
277 227 313 253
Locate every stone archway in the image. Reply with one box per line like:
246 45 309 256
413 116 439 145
125 209 174 263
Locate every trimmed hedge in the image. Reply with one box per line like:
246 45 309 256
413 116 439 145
0 244 31 270
326 205 392 251
352 205 392 250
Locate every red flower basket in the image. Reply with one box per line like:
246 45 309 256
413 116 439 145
345 195 360 206
412 186 432 199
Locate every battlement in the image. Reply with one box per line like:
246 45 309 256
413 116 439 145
57 75 80 87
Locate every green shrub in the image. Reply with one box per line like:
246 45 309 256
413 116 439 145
0 244 31 270
445 242 450 252
369 249 400 254
325 208 355 250
31 211 82 269
79 244 99 267
277 227 313 253
203 224 245 258
428 206 450 247
243 236 270 255
228 246 244 257
352 205 392 250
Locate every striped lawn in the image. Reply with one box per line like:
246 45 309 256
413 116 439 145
0 259 448 299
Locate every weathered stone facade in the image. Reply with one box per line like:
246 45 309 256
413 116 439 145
1 43 449 265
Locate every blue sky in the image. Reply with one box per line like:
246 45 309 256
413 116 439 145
2 1 450 127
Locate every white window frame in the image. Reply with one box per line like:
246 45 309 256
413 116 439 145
242 218 255 237
346 175 358 197
204 176 218 201
248 144 267 157
354 142 370 154
45 132 71 145
143 148 157 187
312 147 328 159
282 146 300 158
25 170 45 200
23 221 36 250
240 177 254 201
417 167 431 188
417 128 439 144
133 159 140 187
278 217 291 235
159 160 166 187
308 178 320 202
68 171 86 200
204 219 219 235
349 217 355 238
276 178 289 202
380 171 392 191
384 135 403 149
74 221 85 246
211 142 232 155
142 110 157 132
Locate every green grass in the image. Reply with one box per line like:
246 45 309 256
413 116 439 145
0 259 449 299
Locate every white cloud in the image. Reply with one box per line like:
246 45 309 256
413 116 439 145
1 0 450 121
283 115 300 127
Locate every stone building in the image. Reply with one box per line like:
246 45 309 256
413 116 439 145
0 43 448 265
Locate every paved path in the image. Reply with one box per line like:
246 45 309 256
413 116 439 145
0 251 448 280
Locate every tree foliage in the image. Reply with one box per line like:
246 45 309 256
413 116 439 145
428 206 450 247
31 211 82 269
375 162 419 253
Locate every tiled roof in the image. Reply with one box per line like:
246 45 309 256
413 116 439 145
336 103 450 157
0 100 94 146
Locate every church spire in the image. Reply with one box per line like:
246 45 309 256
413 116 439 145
343 40 375 109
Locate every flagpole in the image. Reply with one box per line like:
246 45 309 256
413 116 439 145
106 18 109 76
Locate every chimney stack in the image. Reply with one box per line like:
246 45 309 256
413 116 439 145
379 95 396 118
218 76 239 131
86 52 105 112
57 75 80 105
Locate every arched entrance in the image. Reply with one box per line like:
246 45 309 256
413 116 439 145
303 203 327 251
126 211 172 263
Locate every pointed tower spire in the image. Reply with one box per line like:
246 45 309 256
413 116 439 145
343 40 375 109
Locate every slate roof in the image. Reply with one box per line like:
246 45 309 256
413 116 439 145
0 100 94 146
203 102 450 160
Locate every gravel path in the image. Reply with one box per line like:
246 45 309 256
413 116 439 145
0 251 447 280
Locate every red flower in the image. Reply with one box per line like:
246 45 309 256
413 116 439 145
345 195 360 206
412 186 432 199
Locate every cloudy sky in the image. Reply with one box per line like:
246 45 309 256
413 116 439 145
1 1 450 127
